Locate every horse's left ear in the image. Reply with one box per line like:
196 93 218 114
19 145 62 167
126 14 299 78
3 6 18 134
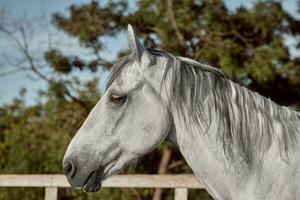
127 24 150 64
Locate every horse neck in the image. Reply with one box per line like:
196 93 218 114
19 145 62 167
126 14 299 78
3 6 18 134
169 100 236 199
168 76 300 199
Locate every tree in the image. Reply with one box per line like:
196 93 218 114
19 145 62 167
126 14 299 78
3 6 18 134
0 0 300 199
0 79 101 200
51 0 300 106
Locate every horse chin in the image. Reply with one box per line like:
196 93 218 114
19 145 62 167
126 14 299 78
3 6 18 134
82 168 104 192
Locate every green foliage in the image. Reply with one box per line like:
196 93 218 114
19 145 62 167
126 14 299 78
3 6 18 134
44 49 100 73
52 1 127 50
48 0 300 105
1 0 300 199
0 80 99 199
44 49 73 73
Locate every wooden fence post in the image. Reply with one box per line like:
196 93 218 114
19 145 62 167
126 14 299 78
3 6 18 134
45 187 57 200
174 188 188 200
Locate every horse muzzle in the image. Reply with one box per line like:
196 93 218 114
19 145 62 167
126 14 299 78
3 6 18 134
63 158 104 192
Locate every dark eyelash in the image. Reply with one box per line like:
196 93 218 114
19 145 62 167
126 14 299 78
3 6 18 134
110 94 126 105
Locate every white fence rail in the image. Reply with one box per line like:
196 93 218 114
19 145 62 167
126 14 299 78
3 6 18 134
0 174 203 200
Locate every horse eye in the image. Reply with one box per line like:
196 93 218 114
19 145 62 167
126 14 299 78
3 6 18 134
110 94 126 105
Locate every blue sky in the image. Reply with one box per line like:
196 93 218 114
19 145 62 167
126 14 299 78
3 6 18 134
0 0 299 105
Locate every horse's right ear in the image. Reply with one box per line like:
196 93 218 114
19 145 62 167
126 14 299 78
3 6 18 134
127 24 148 63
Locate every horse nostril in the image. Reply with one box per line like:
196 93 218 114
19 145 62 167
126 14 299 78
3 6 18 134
63 161 76 179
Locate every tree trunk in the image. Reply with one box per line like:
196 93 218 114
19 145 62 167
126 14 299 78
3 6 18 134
152 146 172 200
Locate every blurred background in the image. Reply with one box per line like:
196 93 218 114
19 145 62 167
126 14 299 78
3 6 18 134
0 0 299 199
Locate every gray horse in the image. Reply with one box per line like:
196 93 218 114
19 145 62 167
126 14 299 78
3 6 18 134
63 25 300 200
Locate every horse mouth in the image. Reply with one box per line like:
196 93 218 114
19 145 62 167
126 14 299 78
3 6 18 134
81 159 119 192
82 167 104 192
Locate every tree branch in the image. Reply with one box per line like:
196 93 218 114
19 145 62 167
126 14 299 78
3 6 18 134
145 26 164 36
0 68 28 77
231 29 248 44
0 18 90 110
168 160 184 170
152 146 172 200
167 0 184 45
210 30 248 44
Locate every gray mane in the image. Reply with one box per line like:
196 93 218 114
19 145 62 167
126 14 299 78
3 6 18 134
106 48 300 169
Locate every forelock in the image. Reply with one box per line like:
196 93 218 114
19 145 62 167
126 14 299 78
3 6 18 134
105 54 135 90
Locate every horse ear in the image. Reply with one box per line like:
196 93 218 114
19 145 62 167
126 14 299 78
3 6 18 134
127 24 148 63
